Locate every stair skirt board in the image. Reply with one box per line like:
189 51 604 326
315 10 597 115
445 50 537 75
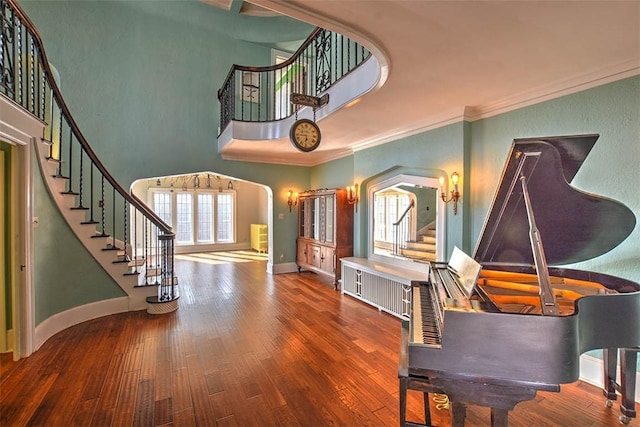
34 297 131 351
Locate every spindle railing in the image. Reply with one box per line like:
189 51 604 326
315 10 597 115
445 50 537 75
218 27 370 133
1 0 177 306
393 199 415 258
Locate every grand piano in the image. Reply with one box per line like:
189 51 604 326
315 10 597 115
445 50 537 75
402 134 640 426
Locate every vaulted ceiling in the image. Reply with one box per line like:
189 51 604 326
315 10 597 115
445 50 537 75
207 0 640 166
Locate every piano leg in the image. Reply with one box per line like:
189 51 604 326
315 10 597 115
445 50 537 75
399 375 408 426
450 401 467 427
603 347 618 403
619 347 638 425
491 408 509 427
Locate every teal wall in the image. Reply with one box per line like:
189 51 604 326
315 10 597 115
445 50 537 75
32 151 126 324
318 76 639 285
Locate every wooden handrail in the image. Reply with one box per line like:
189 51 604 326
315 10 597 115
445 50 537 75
393 199 415 227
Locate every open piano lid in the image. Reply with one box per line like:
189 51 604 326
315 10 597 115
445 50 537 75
473 134 636 267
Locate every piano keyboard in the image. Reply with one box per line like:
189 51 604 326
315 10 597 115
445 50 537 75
412 283 443 346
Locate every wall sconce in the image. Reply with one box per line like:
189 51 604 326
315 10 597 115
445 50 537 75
287 189 298 212
440 172 460 215
227 180 234 190
346 184 358 211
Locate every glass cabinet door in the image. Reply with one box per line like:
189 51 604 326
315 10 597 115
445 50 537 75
311 197 320 240
299 197 306 237
324 194 334 243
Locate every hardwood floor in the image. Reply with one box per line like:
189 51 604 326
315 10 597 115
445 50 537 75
0 252 636 426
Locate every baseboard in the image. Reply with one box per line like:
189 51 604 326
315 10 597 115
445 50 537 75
34 297 131 351
579 353 640 403
271 262 299 274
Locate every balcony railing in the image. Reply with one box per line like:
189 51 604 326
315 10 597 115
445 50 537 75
1 0 177 305
218 27 370 134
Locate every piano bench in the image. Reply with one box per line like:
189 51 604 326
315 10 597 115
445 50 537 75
399 371 451 427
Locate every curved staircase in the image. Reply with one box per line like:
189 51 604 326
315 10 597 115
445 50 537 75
401 222 437 263
3 0 178 315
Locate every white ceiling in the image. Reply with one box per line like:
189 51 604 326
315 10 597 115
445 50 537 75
216 0 640 166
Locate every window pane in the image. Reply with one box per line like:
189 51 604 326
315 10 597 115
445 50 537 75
153 192 172 226
217 193 234 242
176 193 193 244
375 195 385 241
386 196 398 242
197 193 213 242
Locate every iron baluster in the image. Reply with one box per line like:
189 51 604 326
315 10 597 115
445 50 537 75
28 34 34 113
34 47 38 116
16 13 21 105
144 217 149 276
76 146 84 208
99 175 107 237
123 200 129 261
110 187 119 250
62 125 75 194
133 209 138 273
39 56 45 120
81 162 98 225
51 105 64 178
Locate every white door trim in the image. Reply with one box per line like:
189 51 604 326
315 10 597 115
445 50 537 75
1 94 44 359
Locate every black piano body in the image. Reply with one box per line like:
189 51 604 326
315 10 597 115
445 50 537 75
405 134 640 425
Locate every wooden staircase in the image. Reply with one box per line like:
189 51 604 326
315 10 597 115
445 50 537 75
401 222 437 263
33 138 172 311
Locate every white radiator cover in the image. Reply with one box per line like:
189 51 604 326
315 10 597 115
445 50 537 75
342 260 419 319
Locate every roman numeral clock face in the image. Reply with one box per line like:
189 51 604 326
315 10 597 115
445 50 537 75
290 119 321 152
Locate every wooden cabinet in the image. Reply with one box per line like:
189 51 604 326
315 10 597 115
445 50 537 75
296 188 353 288
251 224 268 253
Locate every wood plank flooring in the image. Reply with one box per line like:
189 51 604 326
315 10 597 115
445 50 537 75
0 252 636 426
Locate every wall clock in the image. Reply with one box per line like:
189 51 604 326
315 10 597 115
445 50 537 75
290 118 321 152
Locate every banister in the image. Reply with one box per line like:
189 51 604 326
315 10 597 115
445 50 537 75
5 0 171 234
393 199 415 227
217 26 370 132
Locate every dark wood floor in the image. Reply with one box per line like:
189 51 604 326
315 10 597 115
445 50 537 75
0 252 636 426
